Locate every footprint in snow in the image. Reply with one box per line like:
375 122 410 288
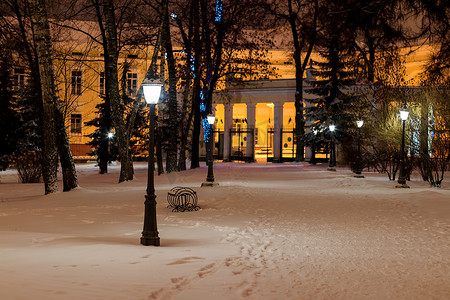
166 256 204 265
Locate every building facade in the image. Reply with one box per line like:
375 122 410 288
56 42 433 162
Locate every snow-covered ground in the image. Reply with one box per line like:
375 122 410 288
0 162 449 300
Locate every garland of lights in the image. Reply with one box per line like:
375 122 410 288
215 0 223 22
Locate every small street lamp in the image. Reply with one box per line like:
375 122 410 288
202 113 219 187
310 129 318 165
141 80 162 246
328 122 336 171
107 131 114 165
354 120 364 178
396 104 410 188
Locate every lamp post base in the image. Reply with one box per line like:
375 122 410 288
354 174 365 178
201 181 219 187
327 167 336 171
395 183 410 188
140 236 160 246
141 194 160 246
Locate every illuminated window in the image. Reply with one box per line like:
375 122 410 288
127 72 137 96
99 71 105 96
71 70 82 95
71 113 82 134
13 68 27 91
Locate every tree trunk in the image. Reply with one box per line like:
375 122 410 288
178 83 193 171
98 133 109 173
156 127 164 175
289 8 305 162
294 72 305 162
56 111 78 191
175 2 195 171
288 0 318 162
190 0 201 169
98 96 111 174
102 0 133 182
92 0 111 174
28 0 59 194
179 104 194 171
161 0 179 172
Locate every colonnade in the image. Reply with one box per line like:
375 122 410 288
220 101 290 162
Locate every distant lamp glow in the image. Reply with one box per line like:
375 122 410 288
329 124 336 132
207 114 215 125
400 106 409 121
356 120 364 128
142 82 162 104
107 132 114 139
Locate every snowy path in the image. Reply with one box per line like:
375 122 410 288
0 162 449 299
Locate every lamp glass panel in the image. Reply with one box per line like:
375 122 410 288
400 109 409 121
142 84 162 104
207 115 215 125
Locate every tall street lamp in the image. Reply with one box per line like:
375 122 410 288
202 113 219 187
354 120 364 178
396 104 410 188
141 80 162 246
328 123 336 171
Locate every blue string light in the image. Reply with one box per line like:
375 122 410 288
202 118 211 142
200 90 206 112
215 0 223 22
190 55 195 74
181 50 196 78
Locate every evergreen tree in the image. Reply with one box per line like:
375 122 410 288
305 19 355 160
85 100 118 166
0 51 19 170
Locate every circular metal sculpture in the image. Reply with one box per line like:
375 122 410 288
167 186 199 212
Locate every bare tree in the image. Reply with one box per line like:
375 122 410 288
259 0 319 162
27 0 78 193
171 0 277 168
160 0 179 172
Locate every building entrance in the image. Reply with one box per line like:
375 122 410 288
266 128 296 162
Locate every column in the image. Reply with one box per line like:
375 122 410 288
222 103 233 162
246 103 256 162
304 112 312 161
273 102 283 163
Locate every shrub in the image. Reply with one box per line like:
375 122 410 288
16 152 42 183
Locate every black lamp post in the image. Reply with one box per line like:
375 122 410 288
310 129 318 165
107 131 113 163
202 114 218 187
328 123 336 171
396 104 410 188
354 120 364 178
140 81 162 246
